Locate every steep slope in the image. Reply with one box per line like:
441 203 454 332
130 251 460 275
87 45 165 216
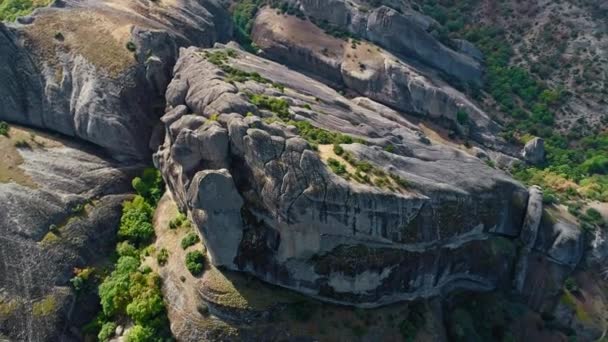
0 125 139 341
0 0 231 161
154 45 582 308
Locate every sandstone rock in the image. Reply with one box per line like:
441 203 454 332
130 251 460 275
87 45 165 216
155 46 530 307
0 130 140 341
521 137 545 165
0 0 231 160
298 1 483 85
251 9 503 149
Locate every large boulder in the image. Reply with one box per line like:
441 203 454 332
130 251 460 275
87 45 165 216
521 137 545 165
154 46 530 307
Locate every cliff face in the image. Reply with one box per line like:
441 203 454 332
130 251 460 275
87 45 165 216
298 0 483 86
0 0 604 340
0 127 139 341
154 45 554 307
250 8 504 149
0 0 231 161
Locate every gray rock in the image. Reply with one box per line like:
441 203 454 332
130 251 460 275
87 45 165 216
298 1 483 85
0 0 231 161
155 46 531 307
521 137 545 165
0 134 140 341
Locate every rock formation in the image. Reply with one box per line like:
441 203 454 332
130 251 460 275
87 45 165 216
0 0 231 161
0 128 140 341
521 137 546 165
297 0 483 86
251 8 501 147
155 45 534 306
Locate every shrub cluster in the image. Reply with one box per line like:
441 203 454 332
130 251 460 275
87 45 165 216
181 232 200 250
87 169 170 342
185 251 205 276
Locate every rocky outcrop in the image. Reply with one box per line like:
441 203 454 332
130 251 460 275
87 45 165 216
251 9 503 149
521 137 545 165
297 0 483 86
0 128 141 341
155 46 530 307
0 0 231 161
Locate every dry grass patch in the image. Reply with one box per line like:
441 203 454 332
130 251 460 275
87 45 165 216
0 125 60 188
24 10 137 77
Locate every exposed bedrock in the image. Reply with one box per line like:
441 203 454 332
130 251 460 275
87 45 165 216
296 0 483 86
0 0 231 161
154 46 543 306
0 130 142 341
251 9 504 149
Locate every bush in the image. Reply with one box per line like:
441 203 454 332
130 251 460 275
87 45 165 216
126 41 137 52
157 248 169 266
116 241 139 257
0 0 52 21
181 232 200 250
98 321 117 342
131 168 163 205
0 121 8 136
169 213 187 229
327 158 347 175
456 109 469 125
99 256 141 316
118 196 154 244
185 251 205 276
585 208 603 225
249 94 290 119
124 325 155 342
333 144 344 156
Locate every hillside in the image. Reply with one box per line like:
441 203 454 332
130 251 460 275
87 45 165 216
0 0 607 341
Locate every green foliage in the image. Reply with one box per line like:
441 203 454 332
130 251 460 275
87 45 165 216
399 302 426 341
98 321 117 342
581 155 608 175
181 232 200 250
249 94 291 119
327 158 347 176
131 168 163 205
70 267 94 292
185 250 205 276
116 241 139 257
0 0 52 21
124 325 155 342
99 256 140 317
0 121 8 136
126 41 136 52
231 0 262 52
91 169 170 341
118 196 154 244
169 213 188 229
156 248 169 266
456 109 469 125
126 272 165 325
333 143 344 156
288 120 362 145
564 277 579 292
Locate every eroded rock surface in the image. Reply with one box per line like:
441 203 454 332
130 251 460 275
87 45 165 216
297 0 483 86
155 45 532 306
0 0 231 160
0 128 140 341
251 9 499 146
